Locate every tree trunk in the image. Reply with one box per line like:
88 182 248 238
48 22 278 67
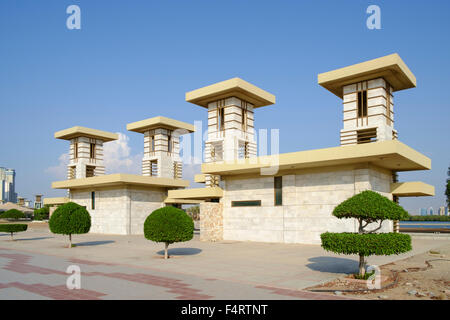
69 234 72 248
359 254 366 276
10 232 13 241
164 242 169 259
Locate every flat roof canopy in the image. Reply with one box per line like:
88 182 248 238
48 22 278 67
318 53 416 98
52 174 189 190
127 116 195 134
391 182 435 197
43 197 70 206
186 77 276 108
168 187 223 200
55 126 118 142
201 140 431 176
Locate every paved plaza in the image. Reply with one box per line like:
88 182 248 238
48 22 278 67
0 224 448 300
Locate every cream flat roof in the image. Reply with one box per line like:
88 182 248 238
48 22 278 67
164 198 205 204
52 174 189 190
318 53 416 98
55 126 119 142
43 197 70 206
391 182 435 197
168 187 223 200
127 116 195 134
186 77 276 108
201 140 431 176
194 174 206 183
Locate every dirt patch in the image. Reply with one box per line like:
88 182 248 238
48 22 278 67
306 243 450 300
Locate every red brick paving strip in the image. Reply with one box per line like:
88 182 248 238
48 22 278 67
0 252 213 300
0 282 106 300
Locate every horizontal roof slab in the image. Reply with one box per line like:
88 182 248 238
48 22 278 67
55 126 118 142
168 187 223 200
186 77 276 108
201 140 431 176
391 182 435 197
52 174 189 190
127 116 195 133
318 53 416 98
43 197 69 206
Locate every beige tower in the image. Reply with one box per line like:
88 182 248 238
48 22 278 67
186 78 275 186
318 53 416 146
127 116 195 179
54 127 118 179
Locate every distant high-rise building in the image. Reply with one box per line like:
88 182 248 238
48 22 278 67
420 208 427 216
0 167 17 203
429 207 434 216
446 207 449 216
34 195 43 209
438 206 445 216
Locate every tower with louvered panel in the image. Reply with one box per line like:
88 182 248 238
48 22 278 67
54 127 118 179
127 116 195 179
318 54 416 146
185 78 275 187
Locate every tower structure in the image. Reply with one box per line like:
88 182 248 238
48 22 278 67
318 53 416 146
127 116 195 179
54 127 118 179
186 78 275 186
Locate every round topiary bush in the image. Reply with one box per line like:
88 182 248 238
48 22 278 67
49 202 91 248
0 209 25 220
0 224 27 240
144 206 194 259
321 190 412 276
33 206 50 221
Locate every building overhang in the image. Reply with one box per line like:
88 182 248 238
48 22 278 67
52 174 189 190
54 126 118 142
201 140 431 176
164 197 205 204
186 77 276 108
126 116 195 134
168 187 223 200
391 182 435 197
318 53 416 98
43 197 70 206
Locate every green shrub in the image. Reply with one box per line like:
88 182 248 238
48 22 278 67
34 206 50 221
321 232 412 256
49 202 91 248
144 206 194 259
403 215 450 222
0 209 26 220
321 190 412 276
0 224 28 240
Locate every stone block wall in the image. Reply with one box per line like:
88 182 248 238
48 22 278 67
221 164 393 244
70 186 166 235
199 202 223 241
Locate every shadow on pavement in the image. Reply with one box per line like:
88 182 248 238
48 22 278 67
306 256 358 274
75 240 115 247
157 247 202 256
15 237 54 241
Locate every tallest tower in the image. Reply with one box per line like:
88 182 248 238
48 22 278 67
318 53 416 146
186 78 275 186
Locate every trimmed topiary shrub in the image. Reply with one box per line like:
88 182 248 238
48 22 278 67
321 190 412 276
49 202 91 248
144 206 194 259
0 224 27 240
34 206 50 221
0 209 26 220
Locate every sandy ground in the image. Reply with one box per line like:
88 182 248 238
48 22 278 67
306 243 450 300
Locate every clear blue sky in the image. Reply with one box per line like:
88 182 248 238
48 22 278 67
1 0 449 214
